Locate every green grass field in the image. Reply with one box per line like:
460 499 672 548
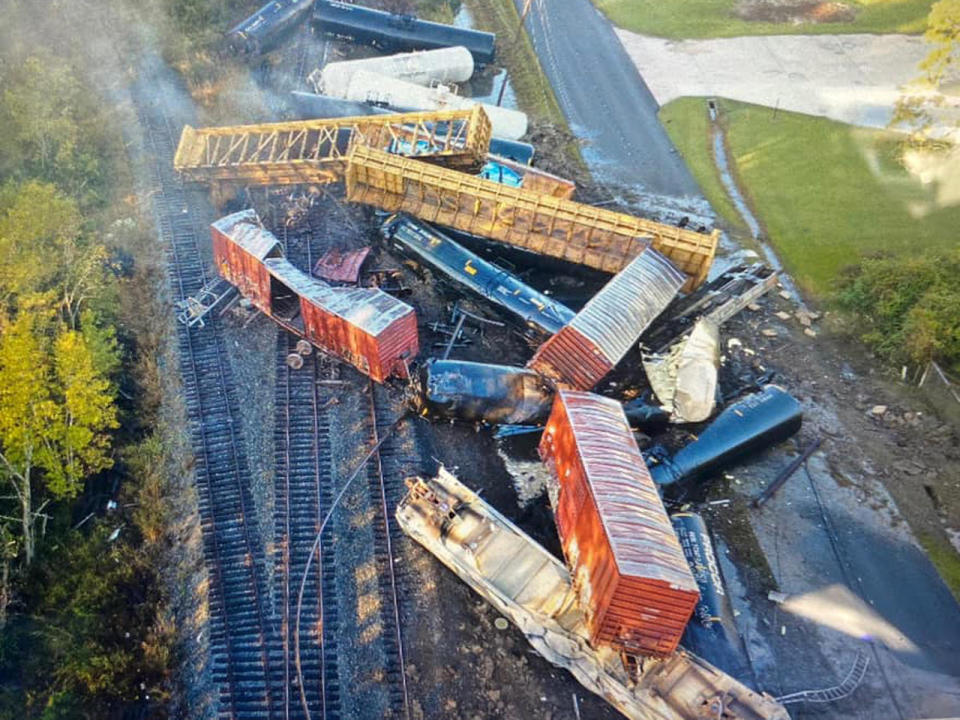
595 0 933 39
659 97 960 298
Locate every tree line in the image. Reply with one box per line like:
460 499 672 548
0 3 175 717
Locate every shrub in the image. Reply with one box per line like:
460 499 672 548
838 250 960 372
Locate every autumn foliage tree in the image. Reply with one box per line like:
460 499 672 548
0 183 119 582
892 0 960 145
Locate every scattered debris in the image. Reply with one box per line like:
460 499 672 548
313 246 371 283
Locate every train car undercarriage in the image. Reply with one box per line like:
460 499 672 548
396 468 790 720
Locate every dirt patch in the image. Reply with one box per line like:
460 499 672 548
735 0 856 24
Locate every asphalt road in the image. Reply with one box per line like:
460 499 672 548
516 0 701 196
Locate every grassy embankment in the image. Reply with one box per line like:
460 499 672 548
594 0 934 39
920 533 960 601
659 97 960 298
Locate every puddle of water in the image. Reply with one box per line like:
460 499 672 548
708 102 806 308
454 4 518 110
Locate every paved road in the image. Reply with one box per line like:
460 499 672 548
517 0 701 197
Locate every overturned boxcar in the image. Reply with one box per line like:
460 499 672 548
212 210 418 382
539 390 700 657
312 0 496 65
528 249 686 390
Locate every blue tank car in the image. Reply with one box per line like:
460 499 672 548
312 0 496 66
227 0 314 55
381 214 574 337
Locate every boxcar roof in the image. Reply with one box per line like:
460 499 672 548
264 257 414 336
212 209 282 260
557 390 697 591
569 249 685 364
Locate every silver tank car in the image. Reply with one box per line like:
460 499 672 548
338 69 529 140
417 359 554 425
318 46 475 98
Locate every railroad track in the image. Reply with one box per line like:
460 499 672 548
364 382 417 720
272 332 343 720
135 89 276 720
270 214 344 720
271 199 417 720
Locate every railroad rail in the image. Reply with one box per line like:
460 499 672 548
173 106 492 188
134 88 276 719
363 382 414 720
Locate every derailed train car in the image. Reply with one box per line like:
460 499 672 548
396 468 790 720
381 214 575 337
671 512 754 682
312 0 496 65
212 210 418 382
289 91 536 164
648 386 803 487
415 359 554 425
539 391 700 657
226 0 314 55
529 248 686 390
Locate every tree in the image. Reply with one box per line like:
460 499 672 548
892 0 960 146
0 182 115 328
0 315 118 568
0 55 111 204
0 182 79 312
0 314 57 567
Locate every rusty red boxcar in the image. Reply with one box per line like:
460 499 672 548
528 248 686 390
539 390 699 657
212 209 283 314
211 210 418 382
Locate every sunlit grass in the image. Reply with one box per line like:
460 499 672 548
660 97 960 298
594 0 934 39
918 533 960 603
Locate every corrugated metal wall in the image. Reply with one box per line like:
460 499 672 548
539 391 698 656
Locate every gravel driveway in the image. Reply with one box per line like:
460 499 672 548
614 31 929 128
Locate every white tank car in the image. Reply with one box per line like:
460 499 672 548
319 46 475 98
340 69 529 140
